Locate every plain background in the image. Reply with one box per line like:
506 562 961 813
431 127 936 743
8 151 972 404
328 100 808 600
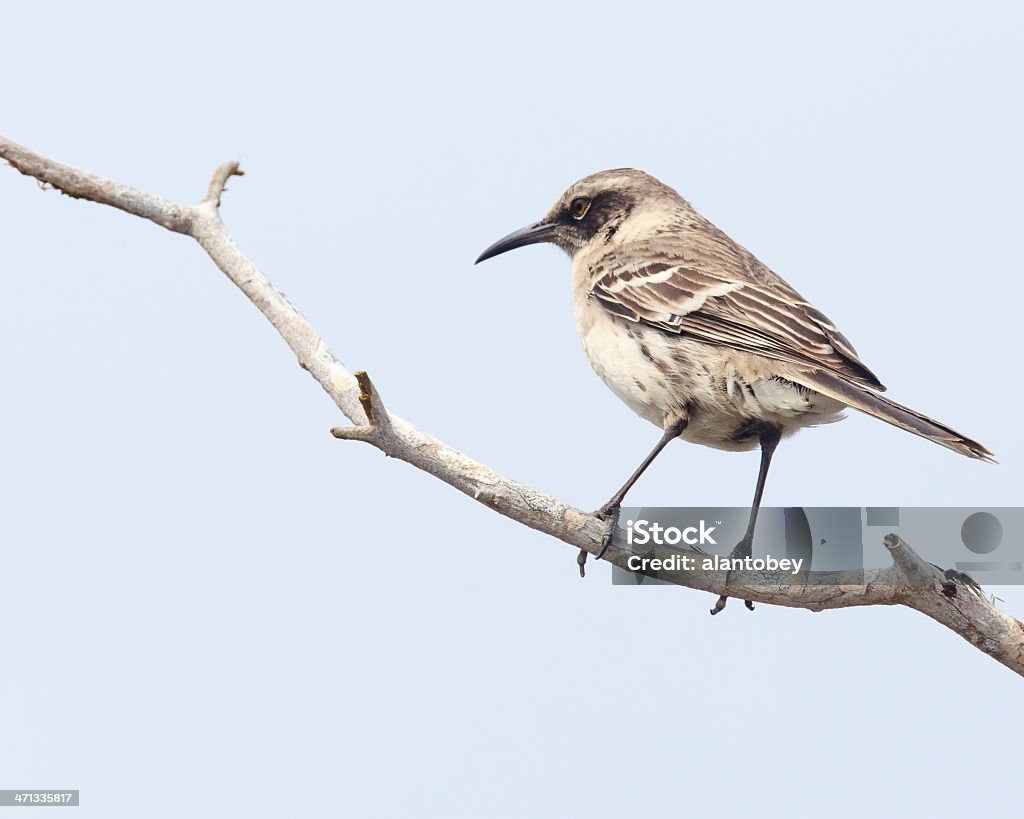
2 2 1021 816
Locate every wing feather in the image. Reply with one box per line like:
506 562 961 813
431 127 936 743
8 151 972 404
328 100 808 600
591 252 885 391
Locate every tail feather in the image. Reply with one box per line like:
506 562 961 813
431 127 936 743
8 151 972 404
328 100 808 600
794 371 996 463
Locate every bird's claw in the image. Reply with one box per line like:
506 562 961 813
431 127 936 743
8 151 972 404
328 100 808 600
712 536 756 615
593 504 621 562
709 594 756 615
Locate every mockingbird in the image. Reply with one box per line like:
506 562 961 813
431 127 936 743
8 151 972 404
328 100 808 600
476 169 994 611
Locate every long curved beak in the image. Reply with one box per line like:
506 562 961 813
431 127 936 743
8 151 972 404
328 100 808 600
475 220 558 264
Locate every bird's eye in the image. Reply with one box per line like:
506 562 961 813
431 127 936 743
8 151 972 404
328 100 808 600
569 197 591 220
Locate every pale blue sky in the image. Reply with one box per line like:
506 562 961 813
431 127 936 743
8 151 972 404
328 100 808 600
2 1 1021 816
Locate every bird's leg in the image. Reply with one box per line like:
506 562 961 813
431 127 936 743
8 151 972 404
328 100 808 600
590 418 688 565
711 426 781 614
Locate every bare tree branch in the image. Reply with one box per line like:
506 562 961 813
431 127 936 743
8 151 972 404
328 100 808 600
3 134 1021 677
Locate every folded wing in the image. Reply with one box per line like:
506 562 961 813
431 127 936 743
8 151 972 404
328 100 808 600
591 253 886 392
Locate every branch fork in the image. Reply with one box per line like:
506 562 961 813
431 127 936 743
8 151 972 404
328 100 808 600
330 370 392 445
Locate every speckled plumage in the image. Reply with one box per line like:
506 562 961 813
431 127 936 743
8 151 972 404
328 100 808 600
536 169 992 460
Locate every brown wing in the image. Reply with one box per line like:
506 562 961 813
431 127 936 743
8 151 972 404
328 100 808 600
591 255 886 391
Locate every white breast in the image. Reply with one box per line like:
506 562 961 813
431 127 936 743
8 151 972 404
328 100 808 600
573 294 686 428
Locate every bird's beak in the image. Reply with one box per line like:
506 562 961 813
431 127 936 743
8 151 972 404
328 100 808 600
475 220 559 264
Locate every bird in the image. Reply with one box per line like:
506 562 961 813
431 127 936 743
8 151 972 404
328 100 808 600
475 169 994 611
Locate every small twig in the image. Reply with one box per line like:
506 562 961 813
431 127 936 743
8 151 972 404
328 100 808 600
884 532 948 590
202 161 244 209
330 424 375 442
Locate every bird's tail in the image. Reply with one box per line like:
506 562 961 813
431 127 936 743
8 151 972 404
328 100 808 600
794 371 996 463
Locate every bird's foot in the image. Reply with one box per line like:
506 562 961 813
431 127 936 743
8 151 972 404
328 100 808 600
710 536 755 615
593 502 621 563
711 595 756 615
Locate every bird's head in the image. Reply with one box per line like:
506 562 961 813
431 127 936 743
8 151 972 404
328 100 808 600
475 168 686 264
